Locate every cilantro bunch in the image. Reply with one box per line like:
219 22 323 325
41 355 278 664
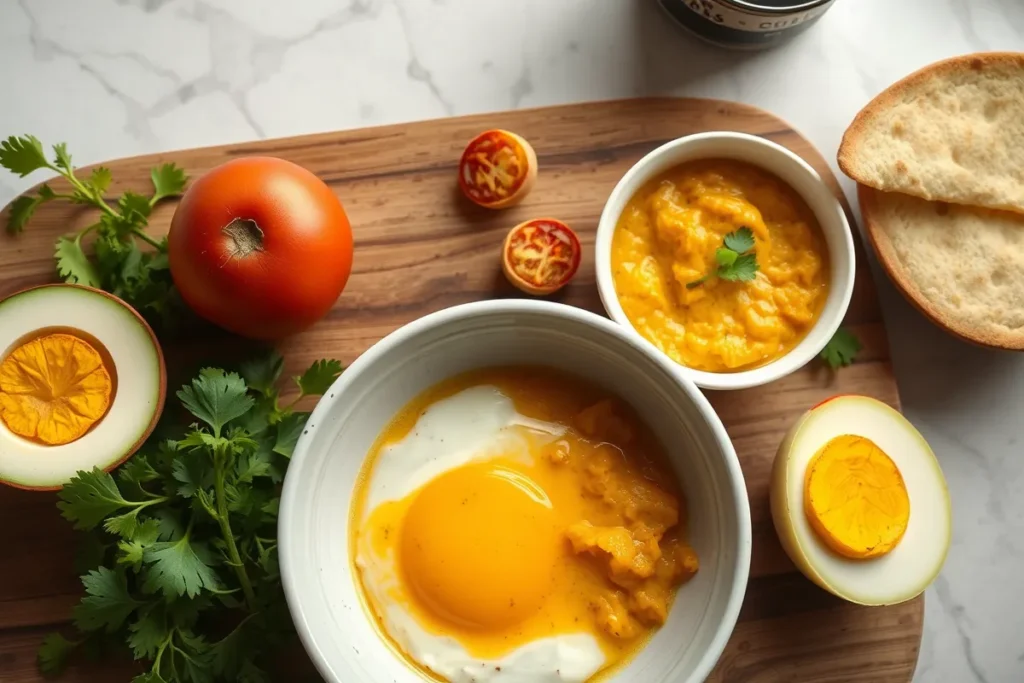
687 226 760 289
40 353 343 682
0 136 187 327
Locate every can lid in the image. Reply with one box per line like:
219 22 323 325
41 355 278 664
725 0 833 13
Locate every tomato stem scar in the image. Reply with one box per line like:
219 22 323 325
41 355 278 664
221 218 265 259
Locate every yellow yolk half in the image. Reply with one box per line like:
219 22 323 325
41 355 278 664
0 332 113 445
353 369 699 680
803 434 910 559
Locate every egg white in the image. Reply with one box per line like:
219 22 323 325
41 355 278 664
778 396 950 605
356 385 607 682
0 287 163 488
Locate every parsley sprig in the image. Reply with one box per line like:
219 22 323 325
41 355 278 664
820 327 862 369
0 135 187 327
40 353 343 683
687 226 759 289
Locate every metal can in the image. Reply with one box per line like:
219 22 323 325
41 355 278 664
658 0 837 50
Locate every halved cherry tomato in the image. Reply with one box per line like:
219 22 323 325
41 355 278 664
458 129 537 209
502 219 581 295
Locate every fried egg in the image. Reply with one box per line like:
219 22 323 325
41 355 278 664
350 369 698 682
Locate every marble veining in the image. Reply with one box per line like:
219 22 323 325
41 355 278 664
1 1 1023 681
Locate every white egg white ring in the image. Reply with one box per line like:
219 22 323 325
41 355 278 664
0 286 164 489
775 396 951 605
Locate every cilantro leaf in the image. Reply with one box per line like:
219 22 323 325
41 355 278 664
58 468 136 530
37 632 77 677
718 252 759 282
119 191 152 223
152 508 185 542
723 226 755 253
142 537 220 599
687 227 759 288
0 135 51 176
52 142 73 173
296 359 344 397
119 455 161 487
117 519 161 568
235 446 274 483
104 508 147 539
128 607 169 660
177 369 255 437
55 235 102 287
151 163 187 202
273 412 307 458
172 451 214 498
73 567 140 633
88 167 112 195
233 396 274 436
239 353 284 396
6 190 54 235
820 327 862 369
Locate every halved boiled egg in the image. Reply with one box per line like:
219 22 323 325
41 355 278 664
0 285 165 490
770 395 951 605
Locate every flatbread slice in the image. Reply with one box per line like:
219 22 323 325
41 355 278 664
840 53 1024 214
860 186 1024 349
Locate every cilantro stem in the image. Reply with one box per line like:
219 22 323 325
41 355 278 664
131 227 163 250
152 631 173 677
213 444 257 610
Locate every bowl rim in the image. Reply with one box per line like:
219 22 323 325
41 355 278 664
594 131 856 390
280 298 752 683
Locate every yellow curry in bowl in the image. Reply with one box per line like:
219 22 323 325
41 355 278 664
611 159 829 372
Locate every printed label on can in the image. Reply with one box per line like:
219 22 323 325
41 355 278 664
681 0 834 33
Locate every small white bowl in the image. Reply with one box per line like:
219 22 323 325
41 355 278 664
280 299 751 683
595 132 856 391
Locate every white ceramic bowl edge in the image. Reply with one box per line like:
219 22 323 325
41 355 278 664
280 299 752 683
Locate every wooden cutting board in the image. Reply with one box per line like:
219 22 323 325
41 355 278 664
0 98 920 682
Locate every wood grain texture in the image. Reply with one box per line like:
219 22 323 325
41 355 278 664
0 98 920 682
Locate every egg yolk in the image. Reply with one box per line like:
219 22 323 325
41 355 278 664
401 463 561 631
804 434 910 559
0 332 113 445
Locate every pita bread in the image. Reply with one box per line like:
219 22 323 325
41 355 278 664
859 186 1024 349
840 53 1024 214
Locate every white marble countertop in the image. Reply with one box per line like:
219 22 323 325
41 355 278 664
0 1 1021 681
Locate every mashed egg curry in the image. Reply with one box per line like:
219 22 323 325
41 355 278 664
612 160 829 372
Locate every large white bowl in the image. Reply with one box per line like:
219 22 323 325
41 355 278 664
595 131 856 391
280 299 751 683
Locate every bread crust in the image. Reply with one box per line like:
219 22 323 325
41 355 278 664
858 184 1024 351
839 52 1024 212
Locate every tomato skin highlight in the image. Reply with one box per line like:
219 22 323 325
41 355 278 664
168 157 353 340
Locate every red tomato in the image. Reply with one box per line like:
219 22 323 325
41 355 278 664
168 157 353 339
458 130 537 209
501 218 581 295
